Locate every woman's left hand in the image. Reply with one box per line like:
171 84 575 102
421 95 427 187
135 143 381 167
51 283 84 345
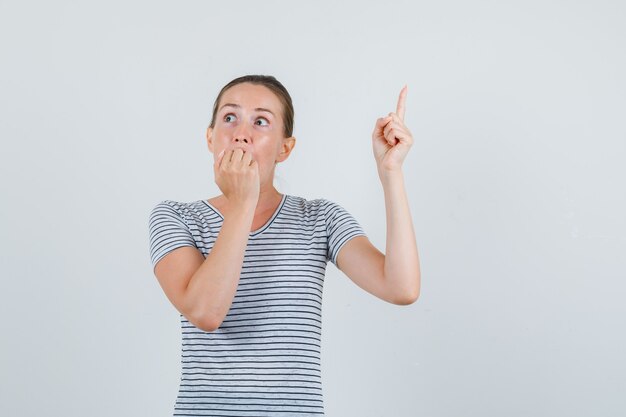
372 85 413 174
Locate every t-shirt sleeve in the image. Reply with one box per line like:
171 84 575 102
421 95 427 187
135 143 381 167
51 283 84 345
148 201 198 269
324 199 367 267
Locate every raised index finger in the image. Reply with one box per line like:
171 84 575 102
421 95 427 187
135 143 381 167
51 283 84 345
396 84 407 122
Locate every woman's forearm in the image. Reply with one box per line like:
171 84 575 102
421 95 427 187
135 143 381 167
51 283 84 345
184 204 255 331
380 169 421 303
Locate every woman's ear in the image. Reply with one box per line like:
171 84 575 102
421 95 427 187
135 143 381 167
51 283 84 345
206 126 214 153
276 136 296 163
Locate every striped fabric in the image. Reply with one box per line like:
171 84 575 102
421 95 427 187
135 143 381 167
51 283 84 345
148 193 367 416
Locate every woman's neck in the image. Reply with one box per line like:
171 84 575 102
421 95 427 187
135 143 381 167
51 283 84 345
213 187 282 213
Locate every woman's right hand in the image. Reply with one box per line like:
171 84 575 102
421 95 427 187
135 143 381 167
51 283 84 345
214 147 260 206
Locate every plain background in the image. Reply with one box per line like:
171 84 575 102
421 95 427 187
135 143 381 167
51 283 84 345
1 1 625 416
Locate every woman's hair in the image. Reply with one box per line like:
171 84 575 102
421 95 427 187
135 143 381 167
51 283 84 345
209 74 295 138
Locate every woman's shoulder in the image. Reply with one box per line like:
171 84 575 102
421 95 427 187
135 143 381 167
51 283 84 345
149 198 221 225
284 193 332 209
283 194 352 220
150 198 202 213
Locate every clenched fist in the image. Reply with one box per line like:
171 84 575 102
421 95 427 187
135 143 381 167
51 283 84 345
214 146 260 207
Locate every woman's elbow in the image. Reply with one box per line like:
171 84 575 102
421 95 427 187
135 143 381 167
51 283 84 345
188 311 221 332
394 286 420 305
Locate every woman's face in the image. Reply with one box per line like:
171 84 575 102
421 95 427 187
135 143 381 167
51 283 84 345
207 82 291 182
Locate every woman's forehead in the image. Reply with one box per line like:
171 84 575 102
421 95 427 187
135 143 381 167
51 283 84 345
220 83 281 113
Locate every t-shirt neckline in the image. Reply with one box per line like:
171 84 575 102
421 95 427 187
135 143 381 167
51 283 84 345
202 193 287 236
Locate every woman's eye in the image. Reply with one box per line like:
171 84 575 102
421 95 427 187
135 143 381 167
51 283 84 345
224 114 236 123
256 118 269 126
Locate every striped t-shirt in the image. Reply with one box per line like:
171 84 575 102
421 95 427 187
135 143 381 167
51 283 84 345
148 193 367 416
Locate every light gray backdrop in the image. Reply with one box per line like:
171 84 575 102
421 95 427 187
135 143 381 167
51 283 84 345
1 1 624 416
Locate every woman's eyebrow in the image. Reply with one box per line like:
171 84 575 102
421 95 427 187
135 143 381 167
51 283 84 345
219 103 275 116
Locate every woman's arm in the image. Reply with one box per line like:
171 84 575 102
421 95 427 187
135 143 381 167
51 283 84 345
335 85 420 304
154 203 256 331
155 147 261 332
380 169 420 301
336 170 420 305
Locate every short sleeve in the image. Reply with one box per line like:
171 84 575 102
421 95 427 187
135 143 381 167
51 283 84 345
148 201 198 269
324 200 367 266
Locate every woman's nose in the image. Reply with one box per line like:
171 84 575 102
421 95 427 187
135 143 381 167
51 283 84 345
233 123 251 144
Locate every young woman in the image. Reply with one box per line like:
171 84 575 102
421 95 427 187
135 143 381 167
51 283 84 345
148 74 420 416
